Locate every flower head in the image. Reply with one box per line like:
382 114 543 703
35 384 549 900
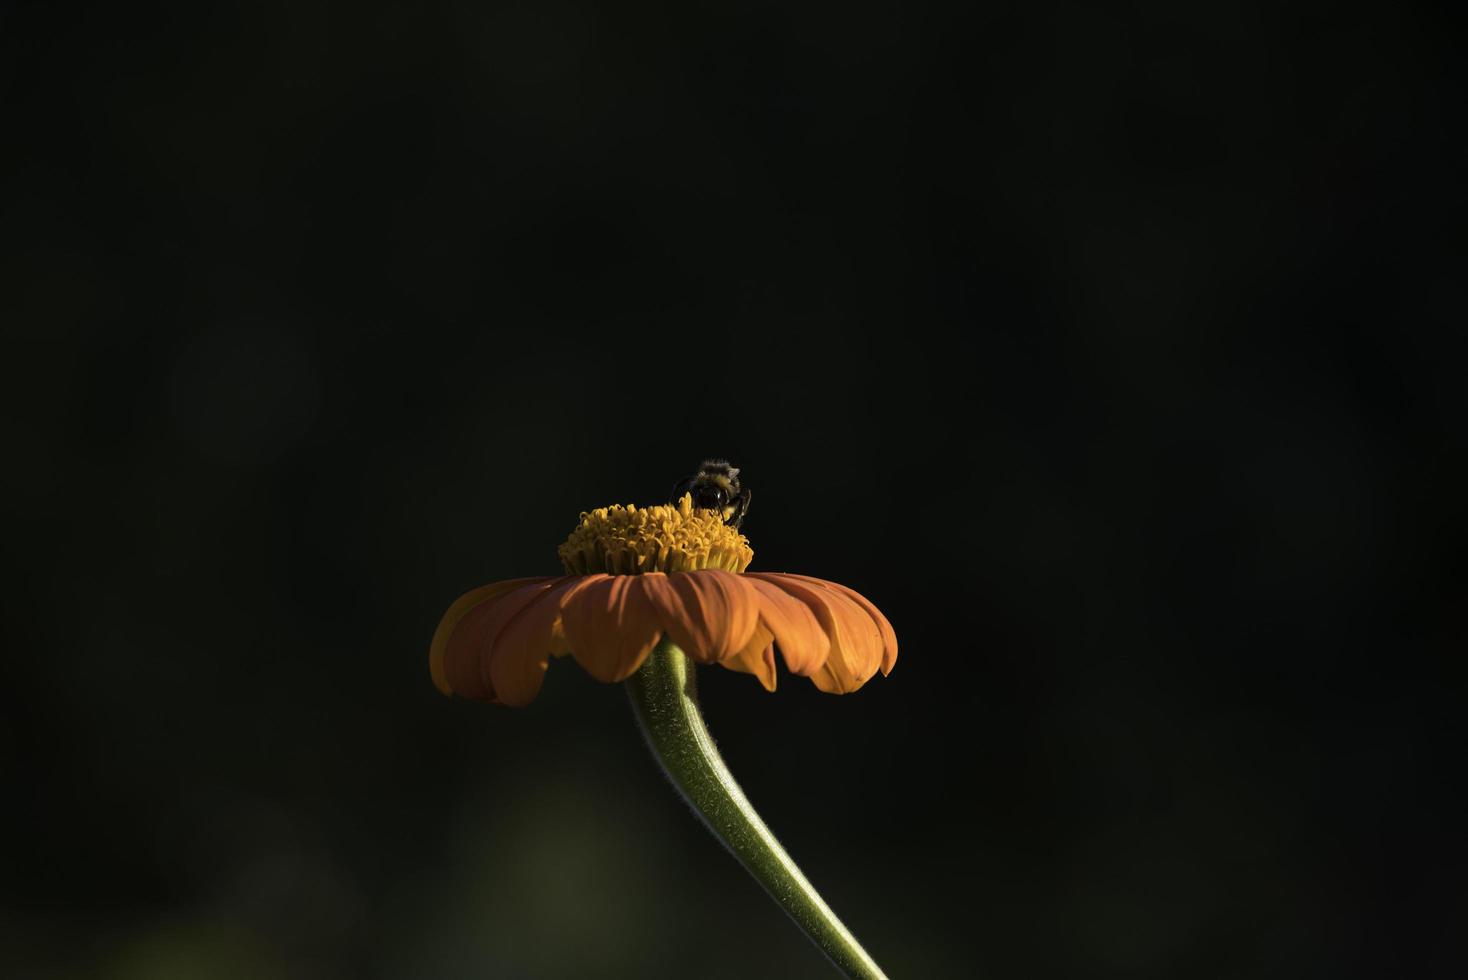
558 495 753 574
429 495 896 706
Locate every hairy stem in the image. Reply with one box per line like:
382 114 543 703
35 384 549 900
625 639 888 979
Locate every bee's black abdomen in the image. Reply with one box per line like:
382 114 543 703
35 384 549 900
692 486 728 508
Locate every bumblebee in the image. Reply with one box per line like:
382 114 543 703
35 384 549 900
671 459 752 530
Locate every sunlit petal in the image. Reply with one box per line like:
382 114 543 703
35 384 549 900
783 574 897 676
719 625 777 692
749 574 881 693
743 575 830 677
640 570 759 664
561 574 665 683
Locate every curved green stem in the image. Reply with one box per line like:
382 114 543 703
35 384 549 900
625 638 888 980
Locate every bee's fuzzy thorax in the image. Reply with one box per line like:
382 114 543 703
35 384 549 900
700 459 739 479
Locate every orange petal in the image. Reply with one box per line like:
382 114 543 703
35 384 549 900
744 575 831 677
452 578 570 701
561 575 664 683
748 574 881 693
783 574 897 675
639 570 759 664
719 625 777 691
813 585 886 692
430 577 550 694
433 577 556 699
488 575 597 706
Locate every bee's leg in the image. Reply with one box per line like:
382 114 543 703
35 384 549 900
728 488 752 530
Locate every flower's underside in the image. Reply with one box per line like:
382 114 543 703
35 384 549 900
429 497 896 705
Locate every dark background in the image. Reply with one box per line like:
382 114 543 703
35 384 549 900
2 1 1463 977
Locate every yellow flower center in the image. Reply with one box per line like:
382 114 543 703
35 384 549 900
558 494 754 575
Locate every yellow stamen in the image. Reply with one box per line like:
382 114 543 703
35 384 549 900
558 494 754 575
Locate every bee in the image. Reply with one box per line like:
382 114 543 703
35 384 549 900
671 459 752 530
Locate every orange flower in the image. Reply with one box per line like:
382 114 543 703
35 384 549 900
429 496 897 706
